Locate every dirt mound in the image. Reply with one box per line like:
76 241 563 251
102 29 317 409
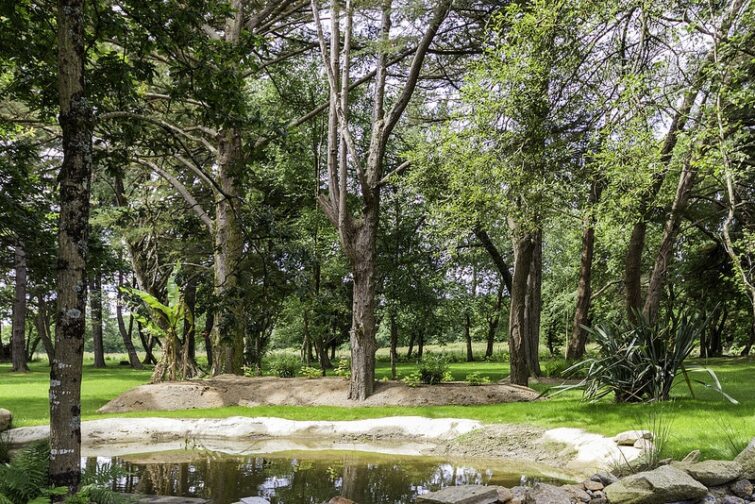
99 376 539 413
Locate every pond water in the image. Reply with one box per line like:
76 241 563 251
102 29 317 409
85 450 570 504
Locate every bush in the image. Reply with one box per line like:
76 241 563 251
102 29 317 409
418 353 450 385
267 354 301 378
563 311 737 403
542 358 587 379
465 372 491 386
402 370 422 387
333 358 351 379
300 366 322 379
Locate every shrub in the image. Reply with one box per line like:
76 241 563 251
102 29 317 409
542 358 587 379
465 372 491 386
267 354 301 378
333 358 351 379
402 370 422 387
300 366 322 379
418 353 450 385
563 311 737 403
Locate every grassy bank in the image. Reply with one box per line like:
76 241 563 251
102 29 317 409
1 354 752 460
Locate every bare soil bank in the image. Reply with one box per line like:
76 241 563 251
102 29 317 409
99 375 539 413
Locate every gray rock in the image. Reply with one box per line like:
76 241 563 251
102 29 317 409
682 450 702 464
524 483 571 504
721 496 746 504
583 480 604 492
604 465 708 504
591 472 619 486
685 460 743 486
0 408 11 431
735 438 755 480
614 430 653 446
416 485 499 504
695 494 717 504
496 487 513 502
240 498 271 504
136 497 208 504
730 479 754 499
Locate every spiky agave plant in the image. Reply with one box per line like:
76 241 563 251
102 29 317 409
560 310 738 404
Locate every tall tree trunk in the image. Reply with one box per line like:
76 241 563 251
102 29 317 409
210 128 245 376
407 331 415 359
50 0 92 494
35 295 56 365
508 232 534 386
89 268 106 368
210 0 245 376
202 310 214 368
485 283 505 359
465 313 474 362
137 322 158 365
524 231 542 377
390 311 398 380
347 214 379 400
12 244 29 372
183 278 197 363
116 270 143 369
643 162 697 323
567 182 602 360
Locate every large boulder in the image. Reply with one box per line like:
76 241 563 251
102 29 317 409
416 485 499 504
734 437 755 479
0 408 11 431
604 465 708 504
684 460 742 486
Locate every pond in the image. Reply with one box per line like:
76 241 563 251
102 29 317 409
85 449 571 504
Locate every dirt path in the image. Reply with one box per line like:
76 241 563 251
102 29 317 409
99 375 539 413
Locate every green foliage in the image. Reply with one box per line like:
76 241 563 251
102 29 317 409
0 442 48 504
267 354 301 378
333 359 351 379
300 366 322 379
564 312 738 404
465 372 491 386
401 370 422 388
418 354 451 385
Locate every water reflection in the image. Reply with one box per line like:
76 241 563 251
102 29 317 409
83 451 553 504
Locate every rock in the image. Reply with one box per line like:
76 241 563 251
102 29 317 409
496 487 513 502
583 480 604 492
734 438 755 479
696 494 717 504
136 497 208 504
614 430 653 446
239 498 271 504
564 484 591 502
322 498 356 504
0 408 11 431
633 439 655 452
604 465 708 503
682 450 701 463
416 485 500 504
730 479 753 499
524 483 572 504
721 496 745 504
591 472 619 486
685 460 743 486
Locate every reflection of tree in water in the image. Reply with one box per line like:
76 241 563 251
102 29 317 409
85 453 509 504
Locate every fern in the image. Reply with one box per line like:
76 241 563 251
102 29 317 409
0 442 49 504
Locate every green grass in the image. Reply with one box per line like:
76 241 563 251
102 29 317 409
1 355 753 460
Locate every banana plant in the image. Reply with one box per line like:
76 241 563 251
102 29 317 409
121 263 199 382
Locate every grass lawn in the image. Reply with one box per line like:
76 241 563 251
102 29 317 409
1 352 753 460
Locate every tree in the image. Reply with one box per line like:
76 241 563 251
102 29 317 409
49 0 92 495
310 0 452 399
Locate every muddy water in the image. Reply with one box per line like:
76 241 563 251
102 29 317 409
87 450 570 504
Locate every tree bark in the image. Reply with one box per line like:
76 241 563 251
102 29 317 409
12 244 29 372
642 161 697 323
35 295 55 365
90 268 106 368
465 313 474 362
116 270 143 369
567 181 602 360
524 231 542 377
183 278 197 363
50 0 92 494
389 311 398 379
485 283 505 359
508 233 534 386
210 0 246 376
